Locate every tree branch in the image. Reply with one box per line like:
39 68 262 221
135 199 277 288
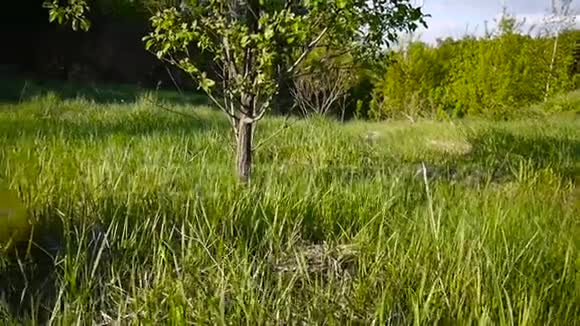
287 27 329 74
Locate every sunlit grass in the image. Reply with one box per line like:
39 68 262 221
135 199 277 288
0 94 579 324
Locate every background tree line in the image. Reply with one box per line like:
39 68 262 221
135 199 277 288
367 12 580 120
1 1 579 122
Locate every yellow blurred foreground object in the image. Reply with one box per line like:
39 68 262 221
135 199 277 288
0 189 30 249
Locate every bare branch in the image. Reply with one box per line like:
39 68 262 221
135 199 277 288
149 98 204 120
287 27 329 74
164 65 184 95
291 63 353 116
293 64 355 79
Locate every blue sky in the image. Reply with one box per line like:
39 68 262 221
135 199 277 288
416 0 580 43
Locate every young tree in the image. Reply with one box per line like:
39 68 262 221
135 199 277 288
543 0 576 100
46 0 426 182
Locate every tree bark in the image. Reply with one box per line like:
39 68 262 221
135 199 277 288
236 116 253 183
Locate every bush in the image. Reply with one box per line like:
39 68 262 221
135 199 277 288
369 15 579 120
447 31 575 118
369 39 460 120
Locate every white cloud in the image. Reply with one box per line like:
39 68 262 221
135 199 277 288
415 0 580 43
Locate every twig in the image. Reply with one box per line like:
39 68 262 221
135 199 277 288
19 80 29 103
145 96 204 120
287 27 329 74
253 104 299 150
164 65 184 95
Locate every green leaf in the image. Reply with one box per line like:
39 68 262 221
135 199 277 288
162 42 171 54
264 27 274 40
144 38 155 50
80 19 91 32
241 35 250 47
48 10 58 23
199 75 215 92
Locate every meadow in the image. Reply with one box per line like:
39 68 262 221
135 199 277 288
0 88 579 324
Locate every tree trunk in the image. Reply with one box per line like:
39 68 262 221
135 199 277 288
545 33 560 102
231 0 260 184
236 116 253 183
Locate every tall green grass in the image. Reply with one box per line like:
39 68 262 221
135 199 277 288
0 94 579 324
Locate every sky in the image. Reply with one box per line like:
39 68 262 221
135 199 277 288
416 0 580 43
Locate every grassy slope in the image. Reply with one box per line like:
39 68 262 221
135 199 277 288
0 94 579 324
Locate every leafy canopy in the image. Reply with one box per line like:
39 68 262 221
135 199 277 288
142 0 426 118
44 0 92 31
44 1 426 113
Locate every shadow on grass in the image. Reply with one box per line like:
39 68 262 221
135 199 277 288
1 214 118 323
420 129 580 186
0 77 208 106
316 127 579 187
0 219 64 323
462 129 580 183
0 108 231 142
